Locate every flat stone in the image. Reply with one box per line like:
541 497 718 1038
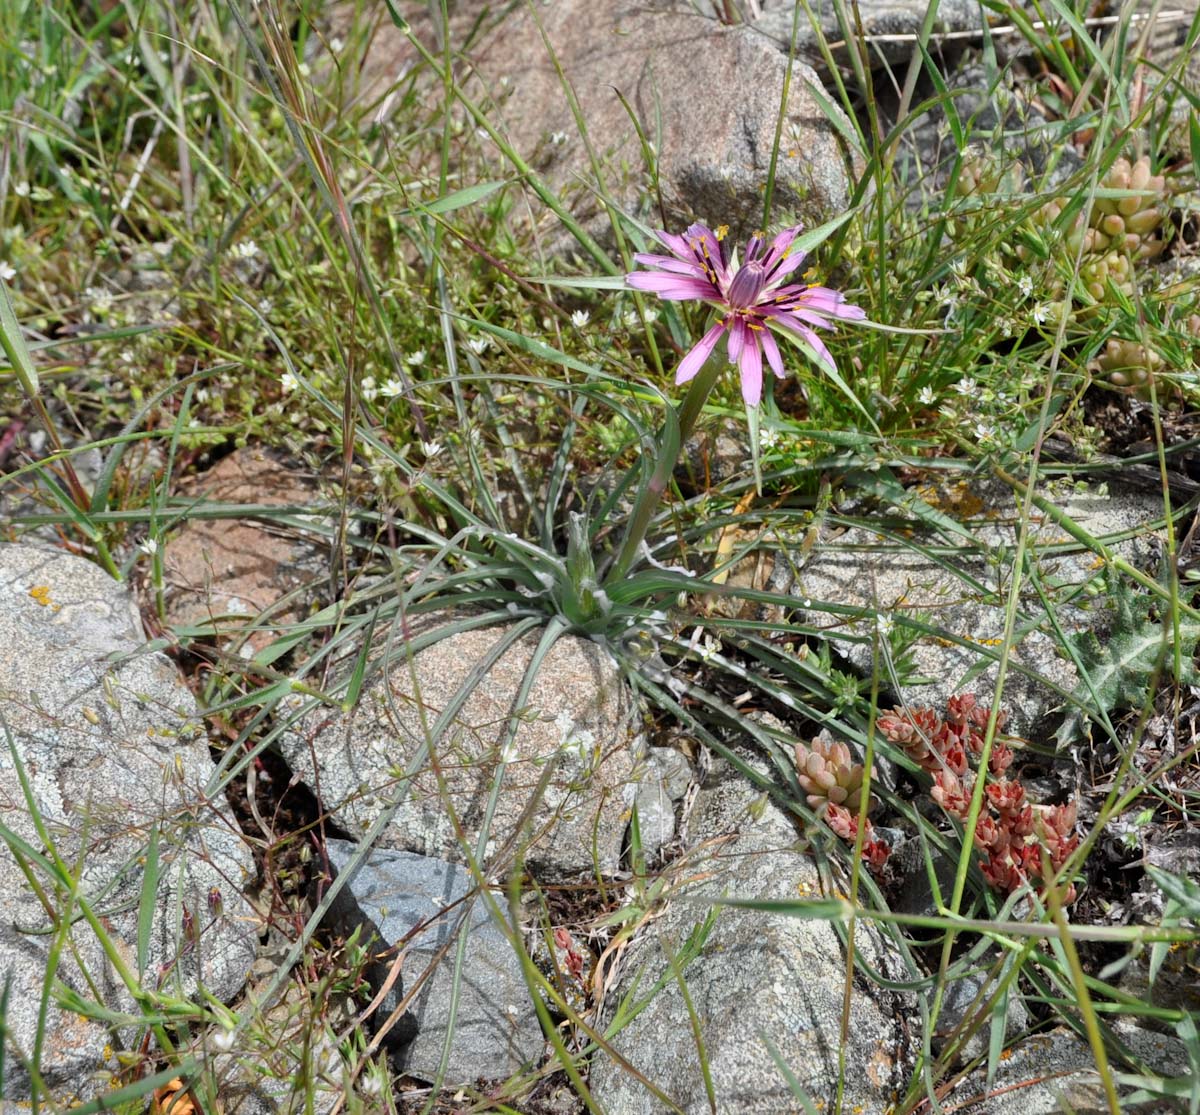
590 754 914 1112
947 1023 1191 1113
791 478 1162 736
161 448 326 652
323 839 543 1083
0 543 257 1102
282 623 640 879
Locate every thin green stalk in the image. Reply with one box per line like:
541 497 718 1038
606 348 722 583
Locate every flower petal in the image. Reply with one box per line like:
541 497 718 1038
675 322 726 385
739 332 764 406
799 287 867 319
727 316 746 364
760 327 785 379
794 324 836 368
633 252 708 276
626 273 721 300
653 229 691 259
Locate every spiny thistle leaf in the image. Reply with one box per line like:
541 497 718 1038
1056 574 1200 747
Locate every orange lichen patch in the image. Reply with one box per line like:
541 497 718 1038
151 1078 199 1114
28 583 58 609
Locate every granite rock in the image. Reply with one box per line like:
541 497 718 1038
0 543 257 1102
282 623 640 879
790 478 1163 737
590 752 915 1112
323 838 543 1083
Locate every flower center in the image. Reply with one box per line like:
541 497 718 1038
726 260 766 309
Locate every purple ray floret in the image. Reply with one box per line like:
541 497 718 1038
626 222 865 406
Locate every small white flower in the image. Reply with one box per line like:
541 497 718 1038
467 336 491 355
280 372 299 393
257 296 274 315
875 613 894 638
499 739 519 764
975 420 995 440
954 375 979 396
1016 274 1033 298
406 349 427 366
88 287 114 314
359 1072 384 1098
917 386 936 406
360 375 378 402
231 239 260 261
550 130 568 145
13 181 30 198
699 634 722 662
1031 302 1050 325
138 538 159 557
570 309 590 328
210 1027 237 1053
758 427 781 450
0 261 14 282
949 258 968 278
379 377 404 398
421 439 444 459
329 35 345 52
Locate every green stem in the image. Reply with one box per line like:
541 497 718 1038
606 349 725 584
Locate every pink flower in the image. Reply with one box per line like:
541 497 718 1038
626 222 866 406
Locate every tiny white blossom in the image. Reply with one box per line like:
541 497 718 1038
13 181 30 198
0 261 14 282
699 634 722 662
88 287 114 314
360 375 378 402
1015 274 1033 298
257 296 274 315
499 739 519 764
210 1028 237 1053
329 35 345 52
406 349 427 366
949 258 968 278
421 439 444 458
231 239 260 261
467 336 491 355
570 308 590 328
954 376 979 396
550 130 568 145
280 372 299 393
975 420 995 440
1031 302 1050 325
138 538 159 557
875 613 894 638
379 377 404 398
917 386 936 406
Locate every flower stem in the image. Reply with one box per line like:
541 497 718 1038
606 350 725 584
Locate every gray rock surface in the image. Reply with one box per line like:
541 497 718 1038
791 478 1162 736
947 1023 1191 1113
936 961 1030 1064
334 0 856 253
749 0 984 68
323 838 543 1083
0 543 257 1102
590 753 914 1112
470 0 857 249
631 746 692 860
282 624 639 879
